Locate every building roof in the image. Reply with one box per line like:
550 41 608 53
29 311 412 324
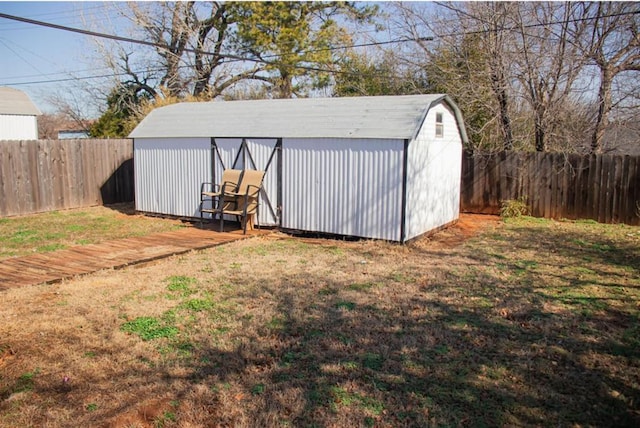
129 94 468 143
0 87 42 116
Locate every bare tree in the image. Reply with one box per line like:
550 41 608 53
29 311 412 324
44 89 94 132
90 2 264 103
392 2 517 151
571 2 640 153
389 2 602 153
511 2 588 152
37 113 64 139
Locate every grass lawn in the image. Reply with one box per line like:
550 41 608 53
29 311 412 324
0 204 184 260
0 215 638 427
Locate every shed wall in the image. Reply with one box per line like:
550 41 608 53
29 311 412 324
282 138 404 241
134 138 210 217
0 115 38 140
208 138 279 226
405 103 462 240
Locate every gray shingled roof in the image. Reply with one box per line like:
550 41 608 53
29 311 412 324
0 87 42 115
129 94 467 142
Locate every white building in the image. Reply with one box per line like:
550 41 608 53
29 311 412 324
129 95 467 242
0 87 41 140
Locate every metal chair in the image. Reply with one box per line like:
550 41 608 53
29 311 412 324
200 169 242 226
216 170 265 234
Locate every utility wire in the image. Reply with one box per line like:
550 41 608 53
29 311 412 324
434 8 640 39
1 8 639 86
0 11 432 85
0 11 429 62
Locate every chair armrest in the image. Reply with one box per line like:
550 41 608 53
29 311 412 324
202 180 239 197
200 182 214 194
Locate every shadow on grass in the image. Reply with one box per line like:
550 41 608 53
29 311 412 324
175 265 637 426
101 202 138 216
14 222 640 427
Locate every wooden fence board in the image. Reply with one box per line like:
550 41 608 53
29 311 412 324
629 157 640 223
461 151 640 225
0 139 133 217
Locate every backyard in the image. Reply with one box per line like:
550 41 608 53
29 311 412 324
0 207 638 427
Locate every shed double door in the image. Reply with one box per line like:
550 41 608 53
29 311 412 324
210 138 281 227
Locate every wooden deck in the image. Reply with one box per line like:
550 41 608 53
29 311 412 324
0 224 270 291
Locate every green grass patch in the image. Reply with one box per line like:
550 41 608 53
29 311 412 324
330 386 384 416
179 298 214 312
120 316 179 341
9 229 39 244
335 301 356 311
0 205 182 260
153 411 176 427
251 383 266 395
36 243 67 253
267 315 287 332
166 275 197 296
7 368 41 395
318 287 338 296
362 353 384 371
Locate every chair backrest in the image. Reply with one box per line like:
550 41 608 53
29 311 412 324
220 169 242 192
237 170 265 195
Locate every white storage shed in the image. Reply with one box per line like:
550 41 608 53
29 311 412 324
129 94 467 242
0 87 41 140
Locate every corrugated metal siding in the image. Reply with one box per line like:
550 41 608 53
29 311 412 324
245 139 279 226
211 138 279 226
282 138 404 241
406 102 462 240
212 138 240 172
134 138 210 217
0 115 38 140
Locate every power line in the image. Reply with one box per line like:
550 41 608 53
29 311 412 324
0 13 428 60
0 11 429 63
0 12 232 58
1 8 638 87
0 3 116 31
0 11 432 86
432 8 640 39
0 71 142 86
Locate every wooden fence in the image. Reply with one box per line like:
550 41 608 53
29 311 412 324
0 139 133 217
461 151 640 225
2 141 639 225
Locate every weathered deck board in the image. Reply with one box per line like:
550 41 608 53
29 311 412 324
0 225 269 290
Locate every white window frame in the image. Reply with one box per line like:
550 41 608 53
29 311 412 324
435 112 444 138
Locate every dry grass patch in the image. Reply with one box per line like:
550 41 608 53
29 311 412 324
0 216 638 427
0 203 184 260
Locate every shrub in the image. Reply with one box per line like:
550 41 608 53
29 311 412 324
500 196 530 218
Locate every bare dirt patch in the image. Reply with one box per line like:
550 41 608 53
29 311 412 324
0 216 638 427
420 213 501 247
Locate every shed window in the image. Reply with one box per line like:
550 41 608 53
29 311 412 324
435 112 444 138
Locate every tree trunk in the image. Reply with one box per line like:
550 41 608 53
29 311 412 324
495 81 514 150
591 66 613 154
275 70 293 98
535 113 546 152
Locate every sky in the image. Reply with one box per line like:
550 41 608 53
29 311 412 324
0 1 126 117
0 1 412 118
